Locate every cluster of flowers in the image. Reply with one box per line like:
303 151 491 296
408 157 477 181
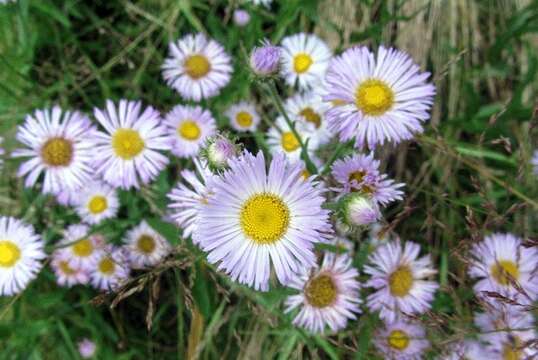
0 6 537 357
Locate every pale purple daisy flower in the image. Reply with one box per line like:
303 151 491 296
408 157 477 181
60 224 102 269
284 253 361 333
373 319 430 360
475 308 537 359
77 338 96 359
250 40 281 76
162 33 233 101
75 180 119 225
281 33 332 90
331 153 404 206
267 116 318 163
91 99 170 189
124 220 171 269
0 217 45 296
233 9 250 27
225 101 260 132
51 248 89 287
13 106 95 195
323 46 435 149
532 150 538 175
364 240 438 322
164 104 216 159
194 151 332 291
167 160 216 241
90 246 130 291
468 233 538 307
284 91 331 145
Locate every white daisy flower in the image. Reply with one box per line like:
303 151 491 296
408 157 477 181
124 220 172 269
374 319 430 360
92 99 170 189
475 308 537 360
75 180 119 225
364 240 438 322
194 151 332 291
323 46 435 149
0 217 45 296
468 233 538 306
162 33 233 101
51 248 89 287
284 91 331 145
77 338 97 359
13 106 95 195
225 101 260 132
61 224 101 269
90 246 130 291
280 33 332 90
167 161 215 242
164 104 216 159
284 253 361 333
267 116 318 163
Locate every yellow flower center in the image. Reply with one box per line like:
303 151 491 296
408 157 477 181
293 53 313 74
184 54 211 79
491 260 520 286
502 338 522 360
240 193 290 244
72 239 93 258
281 131 300 152
137 234 156 254
387 330 410 350
41 137 73 166
98 258 115 275
0 240 21 268
355 79 394 116
88 195 108 215
389 266 414 297
236 111 253 128
59 260 76 275
305 274 337 308
301 169 310 181
299 107 321 128
112 129 145 160
348 171 374 194
178 121 201 141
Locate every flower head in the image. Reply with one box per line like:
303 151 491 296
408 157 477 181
364 240 438 322
13 107 95 195
225 101 260 132
323 46 435 149
194 151 331 290
285 253 361 333
250 40 281 76
162 33 232 101
284 91 331 145
124 220 172 269
90 246 130 291
75 180 119 225
61 225 102 269
51 248 89 287
374 319 430 360
267 116 318 163
0 217 45 295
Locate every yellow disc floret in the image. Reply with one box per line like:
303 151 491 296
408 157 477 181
236 111 253 128
72 239 94 258
184 54 211 79
389 265 414 297
41 137 73 166
178 121 202 141
88 196 108 214
299 107 321 128
0 240 21 268
112 129 145 160
491 260 520 286
137 234 156 254
355 79 394 116
293 53 313 74
98 258 115 275
240 193 290 244
387 329 410 350
281 132 300 152
305 274 338 308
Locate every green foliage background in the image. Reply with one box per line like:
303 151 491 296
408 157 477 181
0 0 537 359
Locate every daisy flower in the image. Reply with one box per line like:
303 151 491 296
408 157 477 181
164 104 216 159
285 92 331 145
267 116 318 163
13 106 95 195
167 161 216 241
323 46 435 149
195 151 331 291
90 246 130 291
364 240 438 322
331 153 404 206
280 33 332 90
225 101 260 132
124 220 172 269
92 99 170 189
0 217 45 296
532 150 538 175
373 319 430 360
468 233 538 306
78 338 97 359
285 253 361 333
475 308 537 360
61 224 101 269
162 33 233 101
75 180 119 225
51 248 89 287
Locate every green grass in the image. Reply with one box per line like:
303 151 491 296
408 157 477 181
0 0 537 359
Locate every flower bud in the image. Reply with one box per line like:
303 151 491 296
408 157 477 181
201 134 240 171
340 193 381 227
249 40 281 76
233 9 250 27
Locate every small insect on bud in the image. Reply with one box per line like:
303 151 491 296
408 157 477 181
249 40 281 77
233 9 251 27
201 134 240 171
340 193 381 227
